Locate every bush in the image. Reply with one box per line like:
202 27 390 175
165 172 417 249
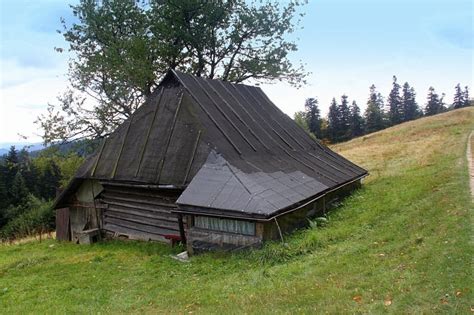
0 195 54 241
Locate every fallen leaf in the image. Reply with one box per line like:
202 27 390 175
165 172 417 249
456 290 462 297
384 297 392 306
440 298 449 305
352 295 362 303
378 253 385 257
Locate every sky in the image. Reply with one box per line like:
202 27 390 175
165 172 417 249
0 0 472 144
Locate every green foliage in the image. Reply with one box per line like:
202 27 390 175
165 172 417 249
0 146 82 237
0 196 54 241
293 111 310 133
304 97 322 138
338 94 351 141
327 95 358 143
452 83 464 109
349 101 365 137
424 86 445 116
9 172 29 207
387 75 403 125
364 84 385 133
327 97 340 141
463 86 470 107
401 82 421 121
37 0 308 143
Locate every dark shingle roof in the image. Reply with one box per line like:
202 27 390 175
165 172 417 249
54 70 367 217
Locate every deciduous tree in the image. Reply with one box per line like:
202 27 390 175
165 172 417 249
37 0 308 144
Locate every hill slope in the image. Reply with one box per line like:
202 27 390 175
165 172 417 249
1 108 473 313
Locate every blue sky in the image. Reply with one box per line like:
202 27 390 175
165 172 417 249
0 0 472 143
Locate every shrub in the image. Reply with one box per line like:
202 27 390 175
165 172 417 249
0 195 54 241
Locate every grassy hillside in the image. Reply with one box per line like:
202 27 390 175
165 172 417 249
1 108 473 314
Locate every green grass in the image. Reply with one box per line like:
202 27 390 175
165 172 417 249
1 108 473 314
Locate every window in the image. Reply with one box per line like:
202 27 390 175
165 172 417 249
194 216 256 236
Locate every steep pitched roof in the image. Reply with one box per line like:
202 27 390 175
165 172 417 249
54 70 367 217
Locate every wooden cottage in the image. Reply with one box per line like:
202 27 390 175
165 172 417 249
54 70 367 253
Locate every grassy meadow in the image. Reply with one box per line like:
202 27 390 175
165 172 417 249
1 107 473 314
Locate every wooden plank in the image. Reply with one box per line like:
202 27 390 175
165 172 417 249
103 223 171 243
177 213 186 244
102 199 176 216
104 216 179 236
55 208 70 241
101 193 177 209
104 211 180 230
101 184 182 198
105 205 178 222
101 191 177 206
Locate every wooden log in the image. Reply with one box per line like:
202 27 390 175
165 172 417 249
104 211 180 231
103 223 171 243
101 198 176 215
103 217 179 237
105 205 178 222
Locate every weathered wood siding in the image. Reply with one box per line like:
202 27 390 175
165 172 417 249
55 208 70 241
100 185 183 243
69 204 102 243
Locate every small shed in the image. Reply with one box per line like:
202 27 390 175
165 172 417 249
54 70 367 252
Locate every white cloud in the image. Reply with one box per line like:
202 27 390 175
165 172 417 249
0 59 67 142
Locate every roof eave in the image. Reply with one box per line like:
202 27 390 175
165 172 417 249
173 173 368 221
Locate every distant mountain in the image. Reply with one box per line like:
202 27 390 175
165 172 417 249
0 142 47 154
0 139 100 158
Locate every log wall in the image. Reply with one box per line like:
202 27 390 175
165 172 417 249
100 185 183 243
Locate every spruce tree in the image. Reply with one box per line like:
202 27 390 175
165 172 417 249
0 162 9 222
38 160 61 200
339 95 351 141
9 171 29 206
463 86 470 107
364 85 385 133
387 75 402 125
304 98 322 138
327 98 341 142
452 83 464 109
4 146 19 190
401 82 420 121
349 101 365 138
425 87 444 116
